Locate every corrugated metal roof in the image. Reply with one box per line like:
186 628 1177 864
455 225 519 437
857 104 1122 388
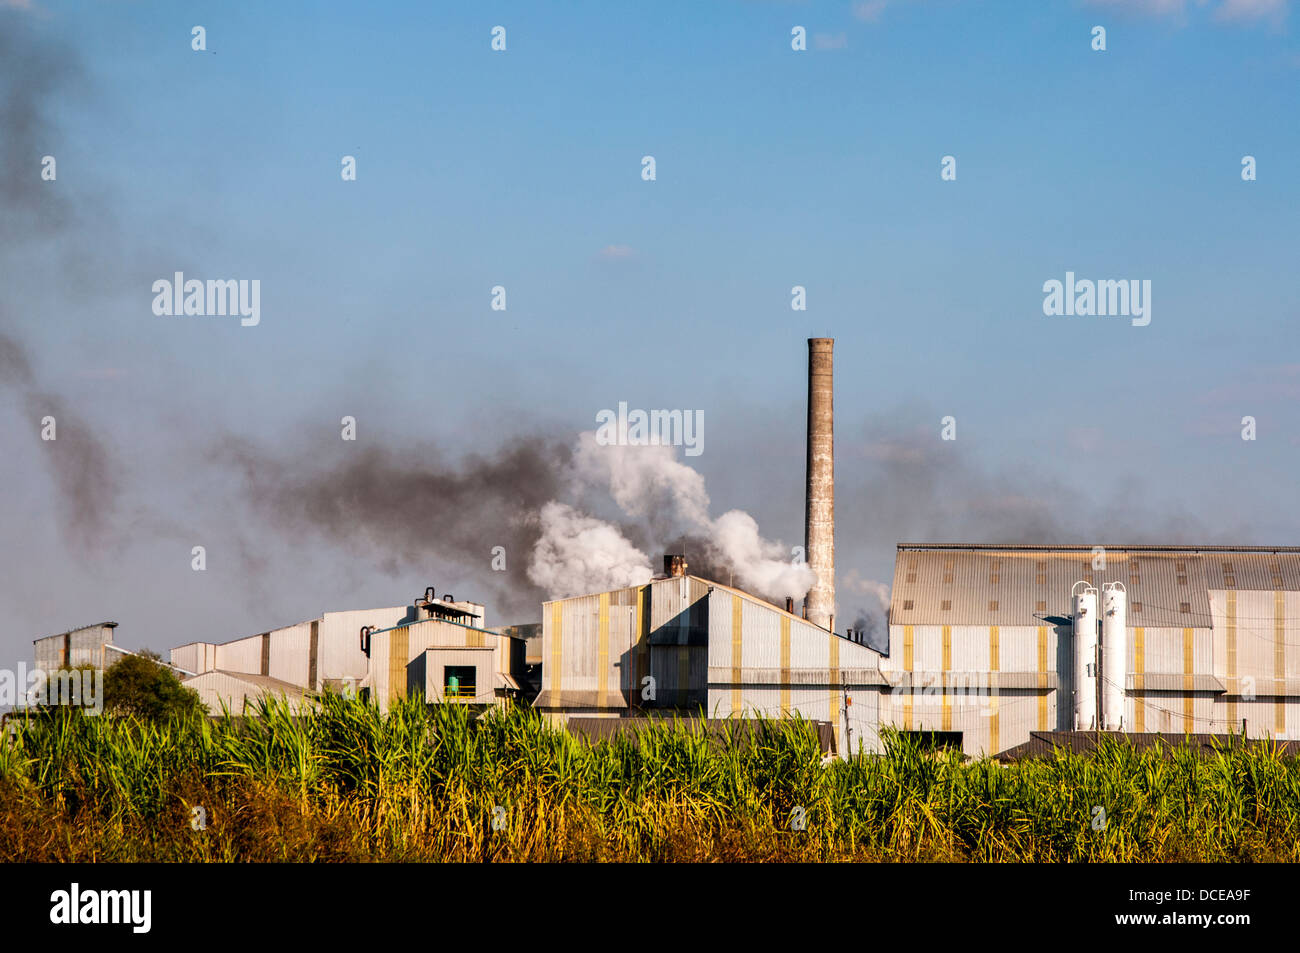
888 545 1300 627
32 622 117 645
200 670 308 696
997 729 1300 761
566 716 836 754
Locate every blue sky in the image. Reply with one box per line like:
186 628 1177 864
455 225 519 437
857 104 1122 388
1 0 1297 661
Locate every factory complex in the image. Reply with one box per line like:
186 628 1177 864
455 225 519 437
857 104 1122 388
28 340 1300 759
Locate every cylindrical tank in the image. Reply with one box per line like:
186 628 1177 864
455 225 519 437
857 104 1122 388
1101 582 1127 731
1072 582 1099 731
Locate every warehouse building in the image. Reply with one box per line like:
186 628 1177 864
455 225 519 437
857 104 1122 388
171 604 419 698
533 555 883 755
33 622 119 673
885 544 1300 757
361 594 525 713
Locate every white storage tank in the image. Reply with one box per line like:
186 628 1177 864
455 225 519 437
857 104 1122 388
1072 582 1099 731
1101 582 1127 731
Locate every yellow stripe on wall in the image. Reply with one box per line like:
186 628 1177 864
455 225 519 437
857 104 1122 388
989 694 999 757
1183 627 1194 733
731 595 743 715
550 603 564 707
1134 627 1145 732
989 626 999 673
637 586 650 705
390 626 409 707
780 616 791 716
597 592 610 708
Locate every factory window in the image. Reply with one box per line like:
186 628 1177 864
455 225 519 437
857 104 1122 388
1274 576 1285 588
906 572 917 584
988 600 998 612
1177 575 1188 586
903 600 914 611
944 559 954 569
443 666 477 699
1176 561 1187 572
1036 573 1046 585
1224 576 1236 589
1129 559 1140 570
990 573 1000 585
1083 574 1093 585
1222 562 1234 574
943 572 953 584
1036 600 1046 612
941 600 951 611
1180 603 1191 614
1036 561 1047 571
1129 575 1140 587
1132 602 1141 613
990 559 1001 570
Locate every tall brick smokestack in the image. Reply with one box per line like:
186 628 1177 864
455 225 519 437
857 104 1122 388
804 338 835 632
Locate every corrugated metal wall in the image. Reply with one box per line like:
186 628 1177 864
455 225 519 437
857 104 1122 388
170 642 217 674
216 634 264 675
34 624 114 672
267 621 313 686
540 584 641 709
319 606 411 687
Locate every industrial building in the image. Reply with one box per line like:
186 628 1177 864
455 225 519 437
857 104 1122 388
533 555 881 755
361 592 526 713
885 544 1300 756
33 622 119 673
22 337 1300 760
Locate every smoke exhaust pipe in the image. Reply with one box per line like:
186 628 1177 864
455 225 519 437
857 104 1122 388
804 338 835 632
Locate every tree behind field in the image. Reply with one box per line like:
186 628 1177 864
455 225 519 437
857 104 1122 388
104 650 206 720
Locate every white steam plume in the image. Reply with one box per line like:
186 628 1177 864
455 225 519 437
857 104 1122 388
527 502 653 598
529 432 815 602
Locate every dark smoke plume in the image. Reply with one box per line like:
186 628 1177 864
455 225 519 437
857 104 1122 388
0 20 86 249
215 436 574 622
0 330 121 543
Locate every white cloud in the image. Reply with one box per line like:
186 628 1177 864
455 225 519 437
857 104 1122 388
851 0 891 22
597 244 635 260
1084 0 1289 24
1084 0 1189 14
1215 0 1288 23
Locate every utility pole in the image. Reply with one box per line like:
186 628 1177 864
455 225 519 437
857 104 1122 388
843 688 853 759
